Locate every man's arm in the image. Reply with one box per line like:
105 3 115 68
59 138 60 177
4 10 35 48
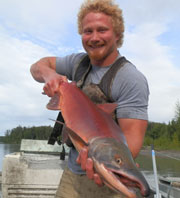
30 57 67 97
30 57 56 82
118 118 147 158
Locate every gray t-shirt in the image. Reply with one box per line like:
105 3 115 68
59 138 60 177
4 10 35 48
56 52 149 174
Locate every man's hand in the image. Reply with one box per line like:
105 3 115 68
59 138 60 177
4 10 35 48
76 147 103 186
43 73 67 97
30 56 68 97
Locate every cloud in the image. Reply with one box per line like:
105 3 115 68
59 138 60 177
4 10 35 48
0 0 180 135
119 0 180 25
0 25 58 134
121 5 180 123
0 0 85 135
0 0 83 46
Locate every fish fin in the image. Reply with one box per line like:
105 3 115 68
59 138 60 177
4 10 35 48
49 118 88 149
97 103 117 114
66 127 88 147
46 93 61 110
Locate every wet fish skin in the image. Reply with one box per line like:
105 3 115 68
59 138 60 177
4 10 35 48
47 81 151 198
88 137 150 197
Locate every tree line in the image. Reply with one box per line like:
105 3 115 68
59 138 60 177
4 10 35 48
0 125 53 144
0 121 179 150
144 101 180 150
144 120 180 150
1 101 180 150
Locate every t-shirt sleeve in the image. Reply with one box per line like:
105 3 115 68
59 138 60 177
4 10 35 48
56 53 86 80
112 62 149 120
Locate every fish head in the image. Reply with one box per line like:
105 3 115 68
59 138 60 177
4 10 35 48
88 137 151 198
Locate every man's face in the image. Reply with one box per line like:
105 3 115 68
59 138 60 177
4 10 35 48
81 12 119 65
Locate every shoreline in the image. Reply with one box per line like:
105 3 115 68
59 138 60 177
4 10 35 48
140 148 180 160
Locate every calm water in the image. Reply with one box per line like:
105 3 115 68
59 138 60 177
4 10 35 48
136 150 180 177
0 143 179 198
0 143 180 177
0 143 20 171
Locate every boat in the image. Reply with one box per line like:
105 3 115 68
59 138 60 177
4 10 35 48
1 139 69 198
143 172 180 198
158 176 180 198
2 139 180 198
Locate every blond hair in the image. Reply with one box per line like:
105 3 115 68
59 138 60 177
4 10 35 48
77 0 124 47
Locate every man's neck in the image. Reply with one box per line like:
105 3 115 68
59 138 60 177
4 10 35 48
90 50 119 67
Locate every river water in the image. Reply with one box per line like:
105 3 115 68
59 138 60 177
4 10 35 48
0 143 20 171
0 143 180 197
0 143 180 176
136 150 180 177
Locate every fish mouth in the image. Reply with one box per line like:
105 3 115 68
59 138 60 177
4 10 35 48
112 170 150 197
94 162 150 198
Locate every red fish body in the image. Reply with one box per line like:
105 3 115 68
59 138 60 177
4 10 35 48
47 81 150 198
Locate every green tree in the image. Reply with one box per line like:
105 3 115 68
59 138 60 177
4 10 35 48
174 100 180 122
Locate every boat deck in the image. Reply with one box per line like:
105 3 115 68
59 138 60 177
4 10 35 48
145 173 180 198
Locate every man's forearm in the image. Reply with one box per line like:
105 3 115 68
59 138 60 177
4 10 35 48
30 57 56 83
118 118 147 158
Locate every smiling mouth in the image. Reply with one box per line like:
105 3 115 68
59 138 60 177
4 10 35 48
89 44 104 49
87 41 105 49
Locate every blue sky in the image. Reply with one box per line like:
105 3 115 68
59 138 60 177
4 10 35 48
0 0 180 135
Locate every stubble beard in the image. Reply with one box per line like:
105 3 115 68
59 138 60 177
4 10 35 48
83 39 117 64
88 48 105 61
85 44 109 63
87 45 116 64
82 40 106 62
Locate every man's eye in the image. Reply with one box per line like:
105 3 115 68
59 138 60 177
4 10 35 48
98 28 108 33
84 29 92 34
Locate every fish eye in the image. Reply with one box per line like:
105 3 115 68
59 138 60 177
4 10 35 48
114 155 122 165
116 158 122 164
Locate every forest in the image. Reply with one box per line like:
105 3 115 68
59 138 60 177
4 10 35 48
0 125 52 144
1 102 180 150
144 101 180 150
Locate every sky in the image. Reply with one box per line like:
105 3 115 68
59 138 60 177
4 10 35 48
0 0 180 136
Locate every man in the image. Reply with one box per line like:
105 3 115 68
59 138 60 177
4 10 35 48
30 0 149 197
